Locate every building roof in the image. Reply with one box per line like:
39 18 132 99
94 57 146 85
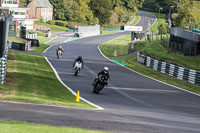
36 0 53 8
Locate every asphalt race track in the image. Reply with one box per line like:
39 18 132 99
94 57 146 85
1 12 200 133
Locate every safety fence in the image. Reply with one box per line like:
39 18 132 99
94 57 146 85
137 52 200 86
0 48 8 84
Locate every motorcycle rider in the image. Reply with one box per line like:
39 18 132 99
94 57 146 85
92 67 109 86
73 56 84 69
56 46 64 56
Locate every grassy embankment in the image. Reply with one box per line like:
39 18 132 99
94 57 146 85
32 31 56 52
1 30 92 108
28 30 56 52
99 34 200 94
139 9 167 32
0 121 107 133
8 30 56 53
0 51 92 108
35 22 68 32
130 13 140 26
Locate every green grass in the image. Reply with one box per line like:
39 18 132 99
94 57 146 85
8 37 28 44
131 14 140 26
139 9 167 32
0 51 93 108
100 34 131 56
31 35 56 52
31 43 50 53
99 35 200 94
35 22 68 32
0 121 108 133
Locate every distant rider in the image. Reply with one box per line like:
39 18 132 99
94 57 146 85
73 56 84 68
56 46 64 56
92 67 109 86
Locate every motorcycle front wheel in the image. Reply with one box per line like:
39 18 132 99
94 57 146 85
93 83 103 94
74 69 79 76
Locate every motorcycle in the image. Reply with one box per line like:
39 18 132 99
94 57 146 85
73 61 82 76
93 75 108 94
56 50 62 59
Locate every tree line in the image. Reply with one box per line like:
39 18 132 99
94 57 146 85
49 0 144 25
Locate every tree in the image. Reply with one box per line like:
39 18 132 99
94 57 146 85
71 0 99 24
49 0 73 21
158 23 167 40
115 0 144 23
174 0 200 27
89 0 113 25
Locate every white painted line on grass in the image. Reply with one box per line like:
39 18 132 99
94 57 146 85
45 57 104 110
98 42 200 97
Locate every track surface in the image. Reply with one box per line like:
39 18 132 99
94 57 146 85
1 12 200 133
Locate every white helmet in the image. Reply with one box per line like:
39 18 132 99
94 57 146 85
59 46 62 49
104 67 109 73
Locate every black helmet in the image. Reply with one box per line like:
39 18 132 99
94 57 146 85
103 67 109 73
78 56 82 59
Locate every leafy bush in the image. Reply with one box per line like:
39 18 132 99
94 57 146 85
103 24 120 28
68 21 88 27
55 20 68 27
47 20 56 25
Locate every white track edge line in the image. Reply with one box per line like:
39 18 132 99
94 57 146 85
98 43 200 98
43 45 53 53
0 100 101 111
44 35 58 44
43 35 58 53
45 57 104 110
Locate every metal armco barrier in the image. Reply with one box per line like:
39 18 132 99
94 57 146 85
137 52 200 86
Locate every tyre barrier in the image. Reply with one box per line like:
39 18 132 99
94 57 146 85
0 47 8 84
137 52 200 86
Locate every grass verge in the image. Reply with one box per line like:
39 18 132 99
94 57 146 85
139 9 167 32
134 39 200 71
31 35 56 52
99 35 200 94
8 37 28 44
100 34 130 56
0 121 107 133
131 14 140 26
35 22 68 32
0 51 93 108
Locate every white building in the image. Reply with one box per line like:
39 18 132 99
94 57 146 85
0 0 36 30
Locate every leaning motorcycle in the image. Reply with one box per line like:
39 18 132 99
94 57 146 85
93 75 108 94
73 61 82 76
56 50 62 59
